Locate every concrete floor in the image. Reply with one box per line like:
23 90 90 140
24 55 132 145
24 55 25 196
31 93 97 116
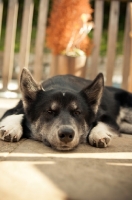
0 98 132 200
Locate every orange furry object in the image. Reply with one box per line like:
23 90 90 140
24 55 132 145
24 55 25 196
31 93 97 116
46 0 93 56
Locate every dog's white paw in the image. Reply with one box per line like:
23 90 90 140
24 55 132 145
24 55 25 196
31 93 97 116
89 122 113 148
0 114 24 142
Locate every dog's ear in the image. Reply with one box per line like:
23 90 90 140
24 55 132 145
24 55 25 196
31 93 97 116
20 68 41 104
81 73 104 114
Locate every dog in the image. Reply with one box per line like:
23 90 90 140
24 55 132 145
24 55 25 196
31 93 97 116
0 68 132 151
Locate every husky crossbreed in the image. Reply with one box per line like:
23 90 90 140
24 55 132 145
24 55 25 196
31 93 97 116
0 68 132 151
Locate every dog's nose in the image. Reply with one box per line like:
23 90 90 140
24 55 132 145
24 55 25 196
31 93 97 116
58 128 75 143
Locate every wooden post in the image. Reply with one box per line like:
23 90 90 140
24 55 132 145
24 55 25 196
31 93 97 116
128 3 132 92
2 0 18 90
122 3 131 90
89 0 104 80
0 0 3 39
33 0 49 82
106 1 120 86
18 0 34 79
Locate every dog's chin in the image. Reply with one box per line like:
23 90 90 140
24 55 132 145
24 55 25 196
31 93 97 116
43 139 78 151
54 145 77 151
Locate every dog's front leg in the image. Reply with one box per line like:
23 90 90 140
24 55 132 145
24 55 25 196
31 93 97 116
88 122 114 148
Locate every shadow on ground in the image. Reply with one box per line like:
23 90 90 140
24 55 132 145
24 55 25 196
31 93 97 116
0 136 132 200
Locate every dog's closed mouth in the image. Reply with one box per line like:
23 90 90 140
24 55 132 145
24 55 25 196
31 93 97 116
62 145 69 148
54 144 72 151
60 145 72 150
57 147 73 151
43 138 75 150
43 140 72 150
57 143 79 151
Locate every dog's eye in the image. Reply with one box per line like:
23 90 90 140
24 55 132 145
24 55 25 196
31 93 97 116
73 110 81 116
47 110 54 114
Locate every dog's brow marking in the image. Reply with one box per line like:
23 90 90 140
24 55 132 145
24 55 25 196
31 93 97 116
51 102 58 110
71 101 77 109
63 92 65 96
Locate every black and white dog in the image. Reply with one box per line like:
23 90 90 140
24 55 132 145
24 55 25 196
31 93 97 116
0 68 132 151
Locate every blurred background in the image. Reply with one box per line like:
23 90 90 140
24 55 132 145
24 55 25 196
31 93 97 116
0 0 131 98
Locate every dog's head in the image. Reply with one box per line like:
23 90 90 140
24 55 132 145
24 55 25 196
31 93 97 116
20 68 104 151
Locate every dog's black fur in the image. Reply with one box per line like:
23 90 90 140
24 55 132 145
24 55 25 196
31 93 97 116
0 68 132 151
